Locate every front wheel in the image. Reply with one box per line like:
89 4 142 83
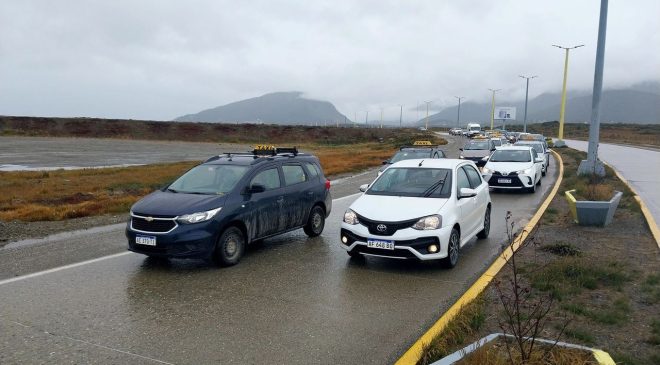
212 226 245 267
441 228 460 269
477 207 491 239
303 205 325 237
527 178 537 193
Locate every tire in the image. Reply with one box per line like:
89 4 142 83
212 226 245 267
441 228 460 269
542 166 547 177
303 205 325 237
477 207 491 239
347 250 364 260
528 177 537 193
536 175 542 186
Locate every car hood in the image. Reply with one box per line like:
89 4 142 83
485 161 534 174
462 150 490 158
350 194 448 221
131 190 227 216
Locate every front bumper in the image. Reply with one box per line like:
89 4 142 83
483 172 534 189
339 223 453 260
126 220 218 259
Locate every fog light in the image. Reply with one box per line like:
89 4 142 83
428 244 439 253
342 236 348 244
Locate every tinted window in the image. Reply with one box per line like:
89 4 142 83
463 166 483 188
456 167 471 192
169 165 249 195
303 162 320 178
251 168 281 190
464 141 490 150
436 150 446 158
490 150 531 162
531 149 538 160
282 165 307 186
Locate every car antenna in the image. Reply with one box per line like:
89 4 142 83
418 160 424 167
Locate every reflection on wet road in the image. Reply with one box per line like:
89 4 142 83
0 159 558 364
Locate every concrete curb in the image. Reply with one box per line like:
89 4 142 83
394 150 564 365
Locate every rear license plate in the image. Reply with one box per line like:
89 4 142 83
367 239 395 250
498 178 512 184
136 235 156 246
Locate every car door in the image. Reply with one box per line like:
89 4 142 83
464 164 488 224
245 166 284 239
531 149 542 182
282 163 313 230
455 166 478 242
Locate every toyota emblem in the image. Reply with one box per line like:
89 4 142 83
376 224 387 232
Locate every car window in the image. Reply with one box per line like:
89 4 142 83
250 168 281 190
456 167 470 192
463 165 482 189
168 165 250 195
282 164 307 186
367 167 451 198
436 150 446 158
303 162 320 178
531 149 538 160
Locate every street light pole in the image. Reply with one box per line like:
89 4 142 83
454 96 465 128
488 89 501 130
519 75 537 133
578 0 608 176
553 43 584 146
365 111 368 127
380 107 383 129
424 101 431 130
399 105 403 128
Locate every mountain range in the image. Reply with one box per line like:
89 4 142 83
175 92 350 125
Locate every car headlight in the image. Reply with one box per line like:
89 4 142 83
343 209 359 225
412 215 442 230
516 168 533 175
177 207 222 224
482 167 492 174
459 155 464 159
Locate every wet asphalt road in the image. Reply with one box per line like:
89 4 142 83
564 139 660 227
0 135 557 364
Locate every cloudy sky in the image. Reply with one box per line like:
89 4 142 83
1 0 658 122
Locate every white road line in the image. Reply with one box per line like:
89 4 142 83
0 252 131 286
0 193 363 287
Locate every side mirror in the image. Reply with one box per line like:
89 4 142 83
359 184 369 192
382 161 389 165
459 148 463 151
491 148 496 151
535 158 544 163
459 188 477 199
246 184 266 194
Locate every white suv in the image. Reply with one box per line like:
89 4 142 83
482 145 544 193
340 159 491 268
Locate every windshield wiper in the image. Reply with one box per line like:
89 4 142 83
166 188 179 193
422 179 446 197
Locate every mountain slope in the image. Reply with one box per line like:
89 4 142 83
175 92 349 125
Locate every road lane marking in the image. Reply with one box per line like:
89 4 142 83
395 150 565 365
0 193 362 287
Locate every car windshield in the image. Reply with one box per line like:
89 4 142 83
390 150 430 163
464 141 490 150
168 164 249 195
516 142 544 153
367 167 452 198
489 150 531 162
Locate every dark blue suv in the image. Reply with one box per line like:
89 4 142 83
126 147 332 266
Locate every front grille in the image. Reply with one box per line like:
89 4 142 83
488 175 524 187
131 216 177 233
355 246 417 259
356 214 418 236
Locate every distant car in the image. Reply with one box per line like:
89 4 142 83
515 140 550 176
341 158 492 268
481 145 544 193
126 146 332 266
418 127 428 131
379 141 446 176
459 137 495 167
449 128 463 136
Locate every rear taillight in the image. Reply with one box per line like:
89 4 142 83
325 179 331 190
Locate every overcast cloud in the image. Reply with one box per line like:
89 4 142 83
0 0 658 122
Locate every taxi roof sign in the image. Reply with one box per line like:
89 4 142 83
413 140 433 146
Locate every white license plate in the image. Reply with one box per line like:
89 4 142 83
136 235 156 246
498 178 512 184
367 239 395 250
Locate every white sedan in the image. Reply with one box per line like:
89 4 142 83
340 159 491 268
481 145 544 193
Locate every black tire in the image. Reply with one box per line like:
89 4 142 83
528 177 537 193
542 167 546 177
212 226 245 267
536 175 542 186
303 205 325 237
441 228 460 269
347 250 364 260
477 206 491 239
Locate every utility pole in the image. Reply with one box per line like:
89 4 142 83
578 0 608 176
399 104 403 128
553 43 584 146
380 107 384 129
365 111 368 127
488 89 501 130
424 100 431 130
454 96 465 128
519 75 537 133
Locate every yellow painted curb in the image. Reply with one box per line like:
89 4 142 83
606 164 660 249
565 189 578 223
394 150 565 365
592 349 616 365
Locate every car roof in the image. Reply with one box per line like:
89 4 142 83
389 158 469 169
496 145 534 152
203 153 316 166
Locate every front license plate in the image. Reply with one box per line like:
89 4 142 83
136 235 156 246
367 239 395 250
498 178 512 184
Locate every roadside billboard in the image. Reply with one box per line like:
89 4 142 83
494 106 516 120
